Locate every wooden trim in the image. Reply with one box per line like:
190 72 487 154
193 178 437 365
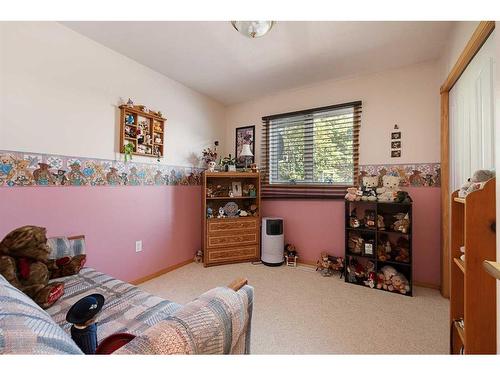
440 21 495 298
228 278 248 291
67 235 85 240
440 21 495 93
129 259 193 285
440 90 450 298
413 281 440 290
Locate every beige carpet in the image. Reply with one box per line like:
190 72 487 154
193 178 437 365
139 262 449 354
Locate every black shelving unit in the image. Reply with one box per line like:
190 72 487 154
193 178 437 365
344 200 413 296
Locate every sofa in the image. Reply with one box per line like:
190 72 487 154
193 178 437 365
0 266 254 354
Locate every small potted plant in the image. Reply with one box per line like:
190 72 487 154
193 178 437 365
220 154 236 172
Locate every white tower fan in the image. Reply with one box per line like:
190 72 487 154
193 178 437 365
261 217 284 266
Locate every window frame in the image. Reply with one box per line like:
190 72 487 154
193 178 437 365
261 101 361 199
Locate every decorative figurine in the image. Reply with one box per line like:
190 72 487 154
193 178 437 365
229 189 234 197
223 201 239 217
207 161 217 172
125 114 135 124
194 249 203 263
377 215 385 230
348 233 364 254
217 207 225 219
364 209 376 228
349 209 361 228
345 187 360 201
206 207 213 218
393 212 410 233
126 98 134 108
66 294 105 354
316 252 333 277
250 163 258 173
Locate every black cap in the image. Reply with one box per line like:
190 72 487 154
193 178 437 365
66 294 105 325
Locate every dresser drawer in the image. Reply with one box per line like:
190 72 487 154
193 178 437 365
207 244 259 263
208 218 258 234
207 232 258 248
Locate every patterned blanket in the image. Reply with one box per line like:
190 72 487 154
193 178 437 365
46 268 182 343
115 285 254 354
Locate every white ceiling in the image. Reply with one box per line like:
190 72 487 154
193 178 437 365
62 21 453 105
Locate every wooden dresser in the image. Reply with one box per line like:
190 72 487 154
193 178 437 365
202 171 261 267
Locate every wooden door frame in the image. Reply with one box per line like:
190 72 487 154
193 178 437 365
440 21 495 297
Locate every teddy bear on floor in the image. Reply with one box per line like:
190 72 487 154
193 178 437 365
0 226 64 309
376 174 400 202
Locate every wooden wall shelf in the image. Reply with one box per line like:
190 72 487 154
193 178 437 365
119 104 166 158
450 178 496 354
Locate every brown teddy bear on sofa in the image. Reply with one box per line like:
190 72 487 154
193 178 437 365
0 225 64 309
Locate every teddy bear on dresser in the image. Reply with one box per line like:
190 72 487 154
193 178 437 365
376 174 400 202
0 226 64 309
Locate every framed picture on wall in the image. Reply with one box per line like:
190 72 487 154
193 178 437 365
391 141 401 149
235 125 255 168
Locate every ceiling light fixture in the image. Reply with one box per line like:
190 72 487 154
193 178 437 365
231 21 275 39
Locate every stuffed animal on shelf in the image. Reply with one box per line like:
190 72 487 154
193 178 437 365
194 249 203 263
395 191 412 203
395 237 410 263
377 241 389 262
377 215 385 230
347 258 366 283
376 271 385 289
248 204 258 217
0 226 64 309
376 174 400 202
392 273 411 294
393 213 410 234
349 209 361 228
217 207 225 218
344 187 360 201
364 271 376 288
348 233 364 254
458 169 495 198
380 265 398 291
364 210 376 228
361 176 378 201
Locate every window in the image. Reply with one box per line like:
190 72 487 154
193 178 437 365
261 101 361 198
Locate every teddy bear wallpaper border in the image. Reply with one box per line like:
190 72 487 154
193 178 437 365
359 163 441 188
0 150 440 189
0 150 203 187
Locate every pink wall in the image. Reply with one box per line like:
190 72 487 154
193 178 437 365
0 186 201 282
262 187 441 286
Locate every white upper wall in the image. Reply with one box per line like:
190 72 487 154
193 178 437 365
439 21 480 81
0 22 226 167
225 60 441 166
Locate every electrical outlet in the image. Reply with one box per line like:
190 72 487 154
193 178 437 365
135 240 142 252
